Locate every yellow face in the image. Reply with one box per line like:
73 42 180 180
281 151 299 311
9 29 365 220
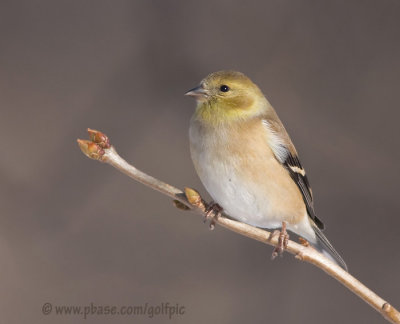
186 71 266 125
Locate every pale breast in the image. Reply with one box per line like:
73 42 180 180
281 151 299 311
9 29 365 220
189 117 307 229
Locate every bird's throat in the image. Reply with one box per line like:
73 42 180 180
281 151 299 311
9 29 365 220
194 99 265 126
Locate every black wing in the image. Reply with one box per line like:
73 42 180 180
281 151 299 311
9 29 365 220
283 152 325 230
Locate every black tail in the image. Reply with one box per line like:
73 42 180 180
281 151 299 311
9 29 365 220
312 223 348 271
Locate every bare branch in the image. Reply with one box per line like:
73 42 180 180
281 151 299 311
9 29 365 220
78 129 400 324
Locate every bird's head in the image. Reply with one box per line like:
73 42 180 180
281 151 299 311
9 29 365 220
186 71 268 124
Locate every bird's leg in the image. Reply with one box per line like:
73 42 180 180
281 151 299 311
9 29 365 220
204 202 223 230
271 221 289 259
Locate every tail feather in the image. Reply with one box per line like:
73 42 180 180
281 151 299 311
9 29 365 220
311 223 348 271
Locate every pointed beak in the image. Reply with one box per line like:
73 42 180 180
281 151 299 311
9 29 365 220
185 85 209 100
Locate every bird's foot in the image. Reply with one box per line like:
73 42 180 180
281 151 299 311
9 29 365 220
271 221 289 259
204 202 223 230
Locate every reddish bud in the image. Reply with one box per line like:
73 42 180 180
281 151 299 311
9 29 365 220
87 128 110 149
77 139 105 160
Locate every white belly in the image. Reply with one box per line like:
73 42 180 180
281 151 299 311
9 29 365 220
189 121 281 229
200 158 282 229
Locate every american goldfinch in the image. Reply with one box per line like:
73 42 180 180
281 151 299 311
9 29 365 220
186 70 347 270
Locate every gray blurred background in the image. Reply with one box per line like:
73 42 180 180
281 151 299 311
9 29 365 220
1 1 399 323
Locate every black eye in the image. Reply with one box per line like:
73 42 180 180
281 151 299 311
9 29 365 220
220 85 230 92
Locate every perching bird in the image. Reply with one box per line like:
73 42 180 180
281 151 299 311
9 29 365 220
186 70 347 270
